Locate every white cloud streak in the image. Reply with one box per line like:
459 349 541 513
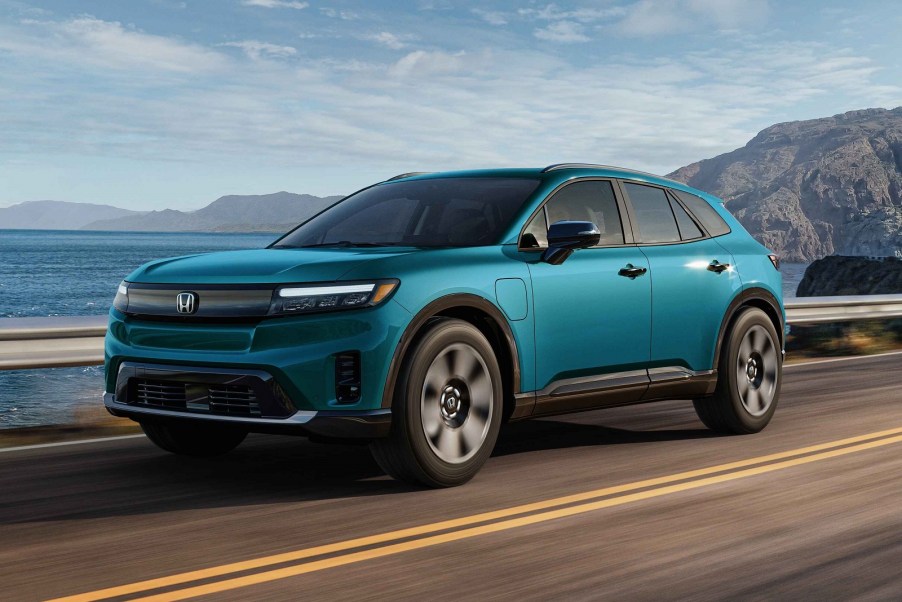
534 21 590 43
242 0 309 9
472 9 508 26
319 7 359 20
220 40 298 59
618 0 770 36
3 16 226 73
519 4 626 22
362 32 411 50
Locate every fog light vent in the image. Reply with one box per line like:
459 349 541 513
335 351 361 404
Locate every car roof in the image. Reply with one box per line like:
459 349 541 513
384 165 722 204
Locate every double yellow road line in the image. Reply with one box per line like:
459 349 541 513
51 426 902 602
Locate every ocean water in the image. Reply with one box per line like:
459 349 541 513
0 230 276 428
0 230 809 428
780 262 808 299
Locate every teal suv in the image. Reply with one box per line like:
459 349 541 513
105 165 785 487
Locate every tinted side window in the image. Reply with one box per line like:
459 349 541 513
673 190 732 237
668 194 704 240
623 182 679 244
541 180 624 246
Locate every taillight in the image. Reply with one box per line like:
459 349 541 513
768 254 780 270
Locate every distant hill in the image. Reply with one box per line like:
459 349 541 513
0 200 142 230
82 191 343 232
669 107 902 262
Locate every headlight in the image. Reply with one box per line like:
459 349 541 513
113 281 129 312
268 280 399 316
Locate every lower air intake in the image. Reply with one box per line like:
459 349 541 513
132 379 263 417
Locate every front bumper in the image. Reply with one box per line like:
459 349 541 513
105 300 411 413
105 360 392 439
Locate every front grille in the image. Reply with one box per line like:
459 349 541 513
132 379 263 417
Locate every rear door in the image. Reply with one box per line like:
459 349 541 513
620 181 741 376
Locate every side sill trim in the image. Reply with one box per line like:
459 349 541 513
547 370 649 397
648 367 715 382
524 367 718 418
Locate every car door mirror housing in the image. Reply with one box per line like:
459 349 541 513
541 221 600 265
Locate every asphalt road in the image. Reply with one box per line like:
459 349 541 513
1 353 901 601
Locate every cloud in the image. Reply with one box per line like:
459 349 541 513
319 7 359 20
519 4 626 23
534 21 590 43
388 50 467 77
220 40 297 59
2 11 901 202
618 0 769 36
472 9 508 26
362 32 411 50
686 0 769 28
241 0 309 9
1 16 226 73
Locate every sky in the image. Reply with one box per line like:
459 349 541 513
1 0 901 210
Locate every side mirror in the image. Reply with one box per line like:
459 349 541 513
541 221 600 265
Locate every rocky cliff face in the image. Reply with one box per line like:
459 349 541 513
669 108 902 262
797 256 902 296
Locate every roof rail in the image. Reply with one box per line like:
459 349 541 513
541 163 679 183
386 172 431 181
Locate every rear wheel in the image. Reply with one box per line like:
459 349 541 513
140 421 247 456
370 318 503 487
694 307 782 434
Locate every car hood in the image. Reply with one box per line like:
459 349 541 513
125 247 416 285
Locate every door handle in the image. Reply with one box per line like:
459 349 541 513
707 260 730 273
618 264 647 279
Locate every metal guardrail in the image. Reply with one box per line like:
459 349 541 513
0 316 107 370
1 294 901 370
786 294 902 324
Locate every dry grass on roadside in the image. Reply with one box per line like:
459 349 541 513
786 318 902 359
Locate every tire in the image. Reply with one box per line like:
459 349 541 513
694 307 782 434
370 318 503 487
140 421 248 457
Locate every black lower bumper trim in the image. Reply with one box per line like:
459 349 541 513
105 393 392 439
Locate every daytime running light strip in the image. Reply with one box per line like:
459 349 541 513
279 284 375 298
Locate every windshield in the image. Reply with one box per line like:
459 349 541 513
272 177 540 248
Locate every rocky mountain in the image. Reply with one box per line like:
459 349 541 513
82 191 343 232
669 108 902 262
796 256 902 296
0 200 142 230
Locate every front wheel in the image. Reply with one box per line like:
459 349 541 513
140 421 248 456
694 307 782 434
370 318 503 487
